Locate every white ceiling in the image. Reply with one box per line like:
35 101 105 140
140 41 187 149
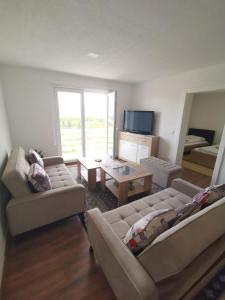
1 0 225 82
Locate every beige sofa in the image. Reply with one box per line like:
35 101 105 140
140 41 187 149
2 146 86 236
86 179 225 300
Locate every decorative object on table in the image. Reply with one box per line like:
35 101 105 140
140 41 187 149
113 180 119 188
128 181 135 191
95 158 102 162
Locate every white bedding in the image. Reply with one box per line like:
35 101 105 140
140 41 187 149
184 140 208 147
185 135 206 144
194 144 219 156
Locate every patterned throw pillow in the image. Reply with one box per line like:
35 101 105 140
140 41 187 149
28 163 52 192
173 202 200 226
193 184 225 209
28 149 44 168
124 209 177 254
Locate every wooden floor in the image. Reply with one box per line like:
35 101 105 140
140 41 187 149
1 168 211 300
2 218 116 300
182 167 211 188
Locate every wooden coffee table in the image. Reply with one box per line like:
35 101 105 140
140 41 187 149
77 157 101 191
100 162 152 207
77 157 122 191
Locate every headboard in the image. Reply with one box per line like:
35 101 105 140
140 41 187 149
188 128 215 145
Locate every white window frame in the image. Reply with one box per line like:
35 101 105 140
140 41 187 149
54 87 117 160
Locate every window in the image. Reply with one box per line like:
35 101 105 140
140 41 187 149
57 89 116 160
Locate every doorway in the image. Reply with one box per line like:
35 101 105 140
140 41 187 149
177 90 225 187
56 89 116 161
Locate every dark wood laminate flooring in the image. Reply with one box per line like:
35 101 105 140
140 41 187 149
182 167 211 188
1 168 211 300
2 217 116 300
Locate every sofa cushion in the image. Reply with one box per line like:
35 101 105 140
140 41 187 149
173 202 200 225
28 163 52 192
28 149 44 168
1 146 31 198
45 164 76 189
193 183 225 208
124 209 176 254
137 197 225 283
103 188 192 240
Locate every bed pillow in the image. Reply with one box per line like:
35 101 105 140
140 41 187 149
123 209 177 254
28 149 44 168
185 135 205 142
193 184 225 209
28 163 52 192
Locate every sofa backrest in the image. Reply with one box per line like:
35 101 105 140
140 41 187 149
2 146 31 198
137 197 225 282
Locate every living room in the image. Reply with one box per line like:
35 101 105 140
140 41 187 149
0 1 225 299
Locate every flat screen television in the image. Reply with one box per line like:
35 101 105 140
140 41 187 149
123 110 155 135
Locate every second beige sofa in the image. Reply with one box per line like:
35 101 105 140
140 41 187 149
86 179 225 300
2 146 86 236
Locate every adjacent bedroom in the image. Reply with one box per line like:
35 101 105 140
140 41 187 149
182 90 225 183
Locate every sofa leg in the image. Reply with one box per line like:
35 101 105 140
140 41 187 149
78 212 87 231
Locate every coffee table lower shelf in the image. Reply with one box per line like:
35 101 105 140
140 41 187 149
105 180 150 206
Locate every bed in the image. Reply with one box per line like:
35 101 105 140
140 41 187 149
183 144 219 169
184 128 215 153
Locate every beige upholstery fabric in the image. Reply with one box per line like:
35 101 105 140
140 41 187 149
103 188 192 240
140 157 182 188
7 184 85 235
2 146 86 236
1 146 31 198
86 208 158 300
138 197 225 282
43 156 64 166
45 163 77 189
171 178 203 197
157 234 225 300
87 179 225 300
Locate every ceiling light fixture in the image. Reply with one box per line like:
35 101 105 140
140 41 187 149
87 52 100 58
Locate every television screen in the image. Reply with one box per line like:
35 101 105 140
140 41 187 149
123 110 155 135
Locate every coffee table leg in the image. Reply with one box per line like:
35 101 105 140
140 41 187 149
144 175 152 194
118 181 128 207
100 168 106 189
77 161 81 179
88 169 96 191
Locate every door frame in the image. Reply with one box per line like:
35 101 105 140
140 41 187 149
54 87 84 158
176 84 225 184
54 87 117 160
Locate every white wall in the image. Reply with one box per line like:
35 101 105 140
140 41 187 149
132 62 225 163
0 64 133 156
189 92 225 144
0 81 12 288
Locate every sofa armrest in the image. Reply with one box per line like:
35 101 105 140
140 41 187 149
171 178 203 198
86 208 158 300
43 156 64 166
7 184 86 236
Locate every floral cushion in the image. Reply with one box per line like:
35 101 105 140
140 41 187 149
28 149 44 168
124 209 177 254
28 163 52 192
193 184 225 209
173 202 200 225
